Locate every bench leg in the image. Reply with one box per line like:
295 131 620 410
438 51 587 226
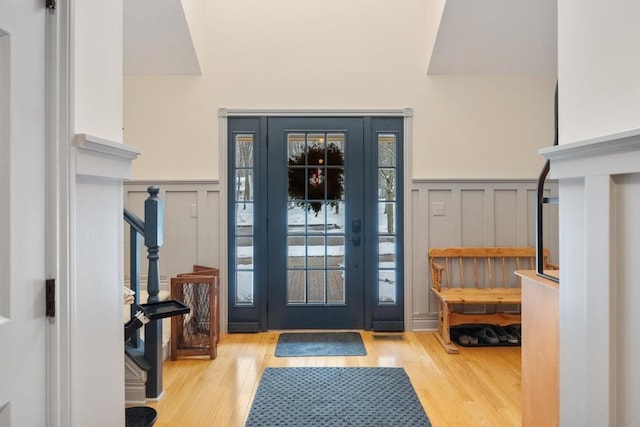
435 300 459 354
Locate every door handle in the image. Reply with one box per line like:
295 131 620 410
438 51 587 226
351 219 361 246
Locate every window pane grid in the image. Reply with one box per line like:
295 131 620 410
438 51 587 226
234 134 255 306
377 133 398 305
286 131 345 306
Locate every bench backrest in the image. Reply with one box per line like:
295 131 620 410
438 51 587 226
428 247 551 290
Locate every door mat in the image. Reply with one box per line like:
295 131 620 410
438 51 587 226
275 332 366 357
245 367 431 426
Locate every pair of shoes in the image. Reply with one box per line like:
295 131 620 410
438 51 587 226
457 334 470 345
493 326 507 342
453 329 476 345
456 329 478 345
505 324 521 343
493 326 518 344
478 327 499 344
468 333 479 345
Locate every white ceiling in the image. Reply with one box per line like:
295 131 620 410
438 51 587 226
428 0 557 75
123 0 200 75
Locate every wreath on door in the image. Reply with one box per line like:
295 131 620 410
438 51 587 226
288 144 344 216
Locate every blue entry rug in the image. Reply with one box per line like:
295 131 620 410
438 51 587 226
245 367 431 426
275 332 366 357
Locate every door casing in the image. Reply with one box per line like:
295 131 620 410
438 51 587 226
221 109 413 332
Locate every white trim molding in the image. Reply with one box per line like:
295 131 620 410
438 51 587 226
46 1 72 425
540 129 640 179
219 108 411 118
74 134 140 179
402 110 414 331
0 30 9 325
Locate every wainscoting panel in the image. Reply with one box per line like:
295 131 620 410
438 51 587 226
125 179 557 332
461 189 485 246
410 180 558 330
164 190 199 279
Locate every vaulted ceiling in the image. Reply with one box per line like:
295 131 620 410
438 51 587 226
123 0 557 77
123 0 200 75
428 0 557 75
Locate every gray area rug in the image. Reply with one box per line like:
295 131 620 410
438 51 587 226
245 367 431 427
275 332 367 357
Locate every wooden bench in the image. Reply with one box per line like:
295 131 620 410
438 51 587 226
429 247 558 353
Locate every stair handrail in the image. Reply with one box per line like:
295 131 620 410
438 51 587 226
124 207 145 235
536 83 560 283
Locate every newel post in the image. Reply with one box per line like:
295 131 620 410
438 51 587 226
144 185 164 398
144 186 163 303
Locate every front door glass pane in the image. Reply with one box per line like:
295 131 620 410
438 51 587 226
236 271 254 305
236 202 253 235
379 201 396 234
236 135 254 168
307 236 325 268
233 133 255 305
288 236 304 268
377 133 397 304
237 237 253 270
235 169 254 202
327 201 345 234
287 270 305 303
378 134 395 167
307 270 326 304
287 132 346 305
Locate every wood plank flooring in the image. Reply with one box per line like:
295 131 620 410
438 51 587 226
144 331 521 426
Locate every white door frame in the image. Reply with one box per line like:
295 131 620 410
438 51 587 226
217 108 414 332
46 2 73 425
0 31 9 330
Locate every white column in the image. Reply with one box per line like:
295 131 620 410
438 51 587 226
541 132 640 426
582 175 615 425
71 135 139 426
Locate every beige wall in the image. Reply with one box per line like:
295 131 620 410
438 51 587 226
558 0 640 145
124 0 556 179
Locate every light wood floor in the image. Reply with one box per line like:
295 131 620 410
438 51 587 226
145 331 521 426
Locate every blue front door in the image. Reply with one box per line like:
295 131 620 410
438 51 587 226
267 117 365 329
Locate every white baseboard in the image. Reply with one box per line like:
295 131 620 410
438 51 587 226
411 317 438 331
124 354 147 405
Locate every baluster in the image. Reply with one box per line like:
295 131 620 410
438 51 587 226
129 228 141 347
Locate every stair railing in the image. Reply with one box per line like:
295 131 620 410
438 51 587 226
123 185 164 398
536 84 560 283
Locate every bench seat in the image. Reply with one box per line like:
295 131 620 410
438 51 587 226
429 246 556 354
433 287 521 305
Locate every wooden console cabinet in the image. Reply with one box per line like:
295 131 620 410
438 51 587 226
516 270 559 427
